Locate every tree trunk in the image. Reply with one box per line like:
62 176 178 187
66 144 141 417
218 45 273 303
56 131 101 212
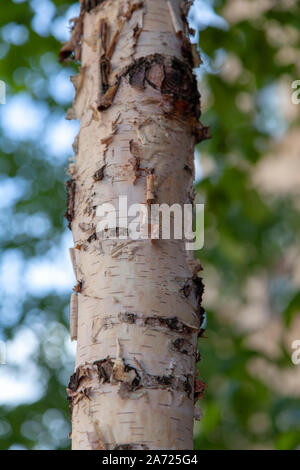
63 0 207 450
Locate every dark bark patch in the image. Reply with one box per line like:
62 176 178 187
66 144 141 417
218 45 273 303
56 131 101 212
114 444 149 450
97 52 204 120
194 376 206 403
93 358 141 389
99 20 110 94
119 312 137 324
124 1 144 20
193 275 206 327
193 275 205 306
181 35 195 68
99 19 108 49
179 271 205 327
198 327 206 339
81 0 106 13
193 261 203 276
67 357 194 416
162 56 200 117
68 368 81 393
184 375 193 397
156 375 172 386
98 82 120 110
145 315 195 335
119 312 197 335
184 164 193 175
171 337 191 355
93 358 114 383
129 139 142 158
67 366 92 417
65 179 76 229
100 57 110 94
194 121 211 144
129 140 146 183
180 0 194 22
197 306 206 336
123 54 201 119
180 283 192 298
93 165 106 182
87 232 97 243
129 63 146 90
59 16 83 62
73 280 83 294
187 188 195 205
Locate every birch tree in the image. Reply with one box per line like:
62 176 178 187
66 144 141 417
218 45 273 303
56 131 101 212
61 0 208 450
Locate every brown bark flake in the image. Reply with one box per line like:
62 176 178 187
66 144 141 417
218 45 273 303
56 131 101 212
67 357 194 416
59 16 83 62
119 312 198 335
93 165 106 182
125 54 200 119
81 0 106 13
65 179 76 229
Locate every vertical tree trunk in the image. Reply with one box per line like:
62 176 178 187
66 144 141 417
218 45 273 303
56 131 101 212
63 0 208 450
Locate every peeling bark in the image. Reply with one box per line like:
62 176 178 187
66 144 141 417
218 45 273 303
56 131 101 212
63 0 208 450
65 179 76 229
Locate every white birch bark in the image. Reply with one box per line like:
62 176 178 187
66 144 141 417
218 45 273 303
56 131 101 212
62 0 208 450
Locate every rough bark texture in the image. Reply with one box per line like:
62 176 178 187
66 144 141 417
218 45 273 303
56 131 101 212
63 0 208 450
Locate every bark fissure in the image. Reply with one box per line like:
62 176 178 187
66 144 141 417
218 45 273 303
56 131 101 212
119 312 199 335
67 357 194 415
113 443 149 450
82 0 107 13
65 179 76 229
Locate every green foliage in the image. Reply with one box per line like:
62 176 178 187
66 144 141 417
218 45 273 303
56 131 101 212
194 0 300 450
0 0 78 450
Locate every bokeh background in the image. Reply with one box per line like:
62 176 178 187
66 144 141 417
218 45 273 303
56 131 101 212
0 0 300 450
